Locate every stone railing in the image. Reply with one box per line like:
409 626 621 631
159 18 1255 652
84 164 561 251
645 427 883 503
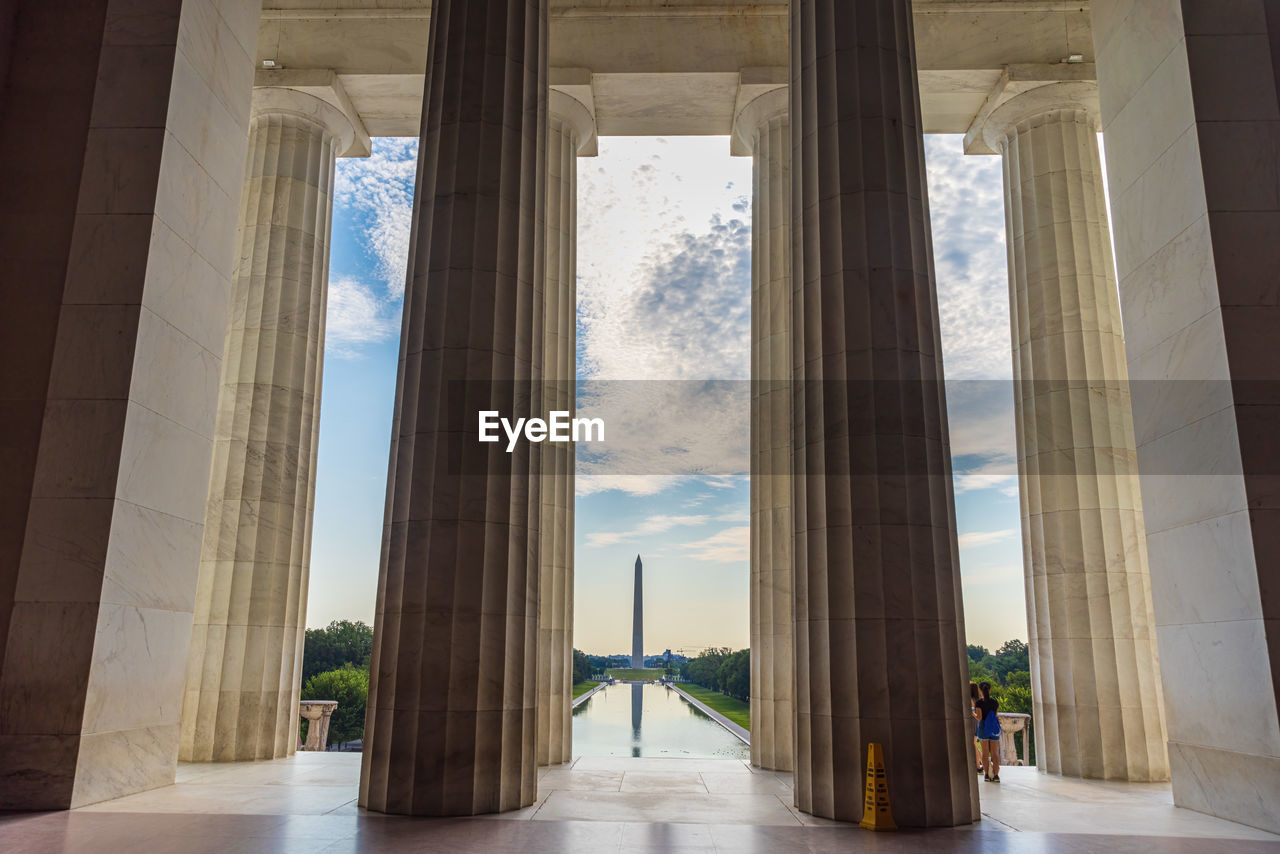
998 712 1031 766
299 700 338 751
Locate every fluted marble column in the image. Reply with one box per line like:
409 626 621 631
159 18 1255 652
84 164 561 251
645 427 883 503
180 87 358 762
359 0 547 816
537 90 593 767
790 0 978 826
735 88 794 774
978 83 1168 781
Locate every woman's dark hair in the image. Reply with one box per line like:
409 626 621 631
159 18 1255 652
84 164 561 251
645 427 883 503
978 681 992 699
969 682 980 701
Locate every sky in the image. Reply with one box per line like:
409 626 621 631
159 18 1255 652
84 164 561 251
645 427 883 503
308 133 1029 657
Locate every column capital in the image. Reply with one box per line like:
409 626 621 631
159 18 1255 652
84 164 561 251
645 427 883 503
966 73 1099 155
548 89 597 157
253 68 370 157
731 86 788 156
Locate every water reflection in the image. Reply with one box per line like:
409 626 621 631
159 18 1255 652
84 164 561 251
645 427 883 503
573 682 749 759
631 683 643 755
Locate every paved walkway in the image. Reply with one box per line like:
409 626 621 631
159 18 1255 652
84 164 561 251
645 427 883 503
571 681 607 708
3 753 1278 852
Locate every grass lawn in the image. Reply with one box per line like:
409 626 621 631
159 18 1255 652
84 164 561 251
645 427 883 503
602 668 665 681
677 683 751 731
572 680 600 699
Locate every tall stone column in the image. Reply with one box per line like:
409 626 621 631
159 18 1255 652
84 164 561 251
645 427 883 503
179 87 360 762
734 88 794 774
537 89 593 767
790 0 978 826
359 0 547 816
976 83 1168 782
0 0 262 808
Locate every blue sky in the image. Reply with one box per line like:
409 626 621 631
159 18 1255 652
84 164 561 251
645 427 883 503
308 134 1028 656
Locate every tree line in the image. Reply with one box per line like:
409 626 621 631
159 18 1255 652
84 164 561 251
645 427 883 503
573 649 592 684
295 628 1033 752
659 639 1033 719
967 639 1032 716
578 651 656 676
300 619 372 747
678 647 750 702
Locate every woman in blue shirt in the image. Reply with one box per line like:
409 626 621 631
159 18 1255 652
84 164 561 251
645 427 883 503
975 681 1001 782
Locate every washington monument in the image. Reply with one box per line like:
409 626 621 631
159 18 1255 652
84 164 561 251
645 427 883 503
631 555 643 668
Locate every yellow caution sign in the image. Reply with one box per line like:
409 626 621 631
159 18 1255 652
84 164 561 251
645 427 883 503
860 741 897 831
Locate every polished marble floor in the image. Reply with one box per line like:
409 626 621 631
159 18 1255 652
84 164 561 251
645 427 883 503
2 753 1278 852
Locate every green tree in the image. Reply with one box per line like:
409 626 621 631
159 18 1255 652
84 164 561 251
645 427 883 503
1005 669 1031 690
991 679 1035 765
300 664 369 747
718 649 750 702
572 648 591 684
989 639 1029 684
302 620 373 684
967 658 995 685
993 683 1032 715
679 647 749 701
680 647 729 689
968 641 1035 764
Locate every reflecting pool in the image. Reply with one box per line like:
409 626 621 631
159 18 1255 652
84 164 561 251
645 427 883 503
572 682 750 759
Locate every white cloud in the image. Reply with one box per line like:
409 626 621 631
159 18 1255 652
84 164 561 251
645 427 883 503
576 475 691 498
577 138 752 383
680 525 750 563
953 457 1021 498
957 528 1017 549
638 514 711 534
923 136 1011 382
584 531 628 547
577 213 751 382
325 277 400 357
476 137 756 499
584 513 711 548
324 139 418 359
961 564 1025 586
943 375 1018 496
946 397 1017 461
334 138 418 299
573 379 750 483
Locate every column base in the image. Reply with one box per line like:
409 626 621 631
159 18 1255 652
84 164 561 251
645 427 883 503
1170 742 1280 834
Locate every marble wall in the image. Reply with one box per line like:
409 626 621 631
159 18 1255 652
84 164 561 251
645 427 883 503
1093 0 1280 833
0 0 261 808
